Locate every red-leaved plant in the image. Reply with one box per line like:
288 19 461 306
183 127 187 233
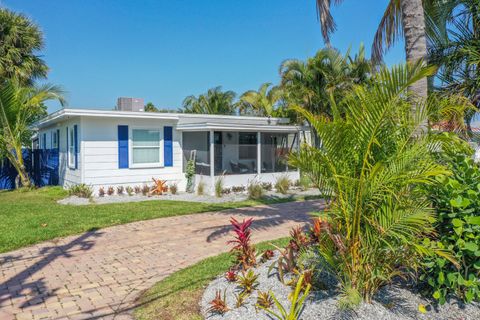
225 269 237 282
228 217 256 269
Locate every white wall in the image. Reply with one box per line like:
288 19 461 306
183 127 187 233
201 171 300 195
81 117 184 192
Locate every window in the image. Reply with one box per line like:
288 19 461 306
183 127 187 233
239 132 257 160
132 129 161 165
52 131 58 149
68 127 75 168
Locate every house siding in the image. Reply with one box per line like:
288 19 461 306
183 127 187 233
81 117 184 191
37 118 82 188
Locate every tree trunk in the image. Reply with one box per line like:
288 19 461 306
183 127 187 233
401 0 428 128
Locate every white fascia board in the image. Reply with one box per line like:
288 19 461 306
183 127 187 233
33 108 292 130
176 122 301 132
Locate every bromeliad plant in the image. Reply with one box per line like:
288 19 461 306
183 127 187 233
228 217 256 269
207 289 229 315
237 269 259 294
289 63 460 305
258 274 311 320
151 178 168 195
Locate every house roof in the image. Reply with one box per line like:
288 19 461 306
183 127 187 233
34 108 300 132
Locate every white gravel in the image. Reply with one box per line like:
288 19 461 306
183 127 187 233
200 252 480 320
57 188 322 206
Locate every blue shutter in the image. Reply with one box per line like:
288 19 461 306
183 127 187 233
164 126 173 167
118 125 129 169
74 125 78 169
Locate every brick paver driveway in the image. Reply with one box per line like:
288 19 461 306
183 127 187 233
0 200 323 320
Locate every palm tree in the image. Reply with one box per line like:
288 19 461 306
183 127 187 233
0 9 48 84
0 81 65 188
289 62 460 306
316 0 428 100
280 47 371 145
238 83 283 117
427 0 480 129
182 86 236 115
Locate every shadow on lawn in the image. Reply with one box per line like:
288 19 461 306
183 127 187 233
0 229 103 309
203 199 325 243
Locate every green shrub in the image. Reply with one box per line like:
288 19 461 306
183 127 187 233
214 177 224 198
231 185 246 193
261 182 272 191
185 159 195 193
275 175 290 194
197 179 205 196
421 152 480 304
126 186 134 196
297 174 311 191
247 181 264 200
68 184 92 198
169 183 178 195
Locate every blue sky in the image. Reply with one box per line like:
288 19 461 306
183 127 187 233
4 0 405 112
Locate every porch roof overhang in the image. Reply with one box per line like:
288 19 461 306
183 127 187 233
176 122 301 132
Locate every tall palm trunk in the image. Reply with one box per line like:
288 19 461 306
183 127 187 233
401 0 428 95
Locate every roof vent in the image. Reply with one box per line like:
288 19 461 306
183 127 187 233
116 97 144 112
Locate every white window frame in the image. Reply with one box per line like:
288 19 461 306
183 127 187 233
68 126 75 169
129 127 164 168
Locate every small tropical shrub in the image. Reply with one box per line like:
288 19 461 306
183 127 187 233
268 245 297 284
260 249 275 262
228 217 256 269
207 289 229 315
258 274 310 320
275 175 290 194
116 186 124 195
126 186 134 196
141 185 150 196
231 185 246 193
222 187 232 195
297 174 312 191
151 178 168 195
169 183 178 195
261 182 272 191
256 291 274 309
237 269 259 294
247 181 264 200
225 269 237 282
98 187 105 197
234 291 249 308
68 184 93 198
420 151 480 304
214 176 224 198
107 186 115 196
185 159 195 193
288 226 309 252
196 179 205 196
134 185 141 194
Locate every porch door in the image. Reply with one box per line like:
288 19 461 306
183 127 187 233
214 131 222 174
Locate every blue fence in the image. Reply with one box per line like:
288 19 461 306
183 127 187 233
0 149 59 190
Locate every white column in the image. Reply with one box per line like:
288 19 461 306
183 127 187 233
257 132 261 174
209 130 215 194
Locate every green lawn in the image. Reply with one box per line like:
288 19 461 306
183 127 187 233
133 238 289 320
0 187 312 253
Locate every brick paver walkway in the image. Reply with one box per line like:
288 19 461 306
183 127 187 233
0 200 323 320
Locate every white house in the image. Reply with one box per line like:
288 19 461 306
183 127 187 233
33 107 304 194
